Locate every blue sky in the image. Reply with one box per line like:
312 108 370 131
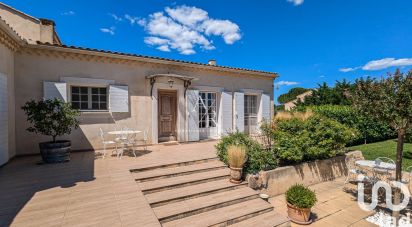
5 0 412 103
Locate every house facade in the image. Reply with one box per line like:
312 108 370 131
0 3 277 165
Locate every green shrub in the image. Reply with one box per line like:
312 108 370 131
309 105 395 145
215 131 277 173
273 115 356 163
286 184 317 209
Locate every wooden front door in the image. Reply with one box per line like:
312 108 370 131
158 90 177 142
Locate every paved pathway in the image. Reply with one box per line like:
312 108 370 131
270 177 377 227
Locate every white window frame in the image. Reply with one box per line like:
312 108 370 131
69 85 109 112
244 94 259 134
198 92 218 129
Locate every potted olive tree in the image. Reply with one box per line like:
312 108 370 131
286 184 317 224
22 98 80 163
227 145 247 183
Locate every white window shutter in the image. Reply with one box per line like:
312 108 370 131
187 90 199 141
109 85 129 113
43 81 67 101
261 93 271 121
221 91 233 136
234 92 244 132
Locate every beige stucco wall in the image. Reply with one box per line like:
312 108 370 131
14 52 274 155
0 42 16 160
0 3 55 44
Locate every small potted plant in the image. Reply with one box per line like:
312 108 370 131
22 98 80 163
285 184 317 224
227 144 247 183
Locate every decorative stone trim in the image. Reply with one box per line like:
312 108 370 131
0 28 20 51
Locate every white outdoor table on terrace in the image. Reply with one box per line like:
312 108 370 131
355 160 396 170
107 130 141 135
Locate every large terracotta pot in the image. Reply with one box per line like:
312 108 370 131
229 166 243 184
286 202 312 224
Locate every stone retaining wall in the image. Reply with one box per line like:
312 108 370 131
248 150 363 196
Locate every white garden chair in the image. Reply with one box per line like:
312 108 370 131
345 154 366 184
99 128 116 159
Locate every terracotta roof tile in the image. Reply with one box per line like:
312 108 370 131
35 41 278 77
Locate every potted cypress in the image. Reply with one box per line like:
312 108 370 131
285 184 317 224
22 98 80 163
227 145 247 183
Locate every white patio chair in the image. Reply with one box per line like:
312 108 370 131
99 128 116 159
372 157 395 183
344 154 366 184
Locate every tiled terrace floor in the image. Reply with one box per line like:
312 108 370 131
270 178 377 227
0 140 378 227
0 141 217 227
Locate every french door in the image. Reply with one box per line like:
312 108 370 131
244 95 258 134
198 92 218 139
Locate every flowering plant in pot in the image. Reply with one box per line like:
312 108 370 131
285 184 317 224
22 98 80 163
227 145 247 183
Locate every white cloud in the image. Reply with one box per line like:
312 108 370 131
339 67 360 72
362 58 412 70
202 19 241 44
287 0 304 6
276 81 299 86
125 14 146 26
139 5 241 54
100 27 115 35
61 11 75 16
165 5 208 28
108 13 122 22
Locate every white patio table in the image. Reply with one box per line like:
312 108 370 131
355 160 396 183
107 130 141 158
107 130 142 135
355 160 396 170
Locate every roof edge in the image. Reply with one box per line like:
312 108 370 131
29 42 278 79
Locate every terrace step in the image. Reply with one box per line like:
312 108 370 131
161 198 274 227
155 187 259 223
129 157 219 173
146 178 248 207
139 168 230 194
230 210 291 227
132 160 226 182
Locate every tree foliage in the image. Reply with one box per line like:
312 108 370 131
299 79 354 107
22 98 80 143
277 87 309 104
351 69 412 223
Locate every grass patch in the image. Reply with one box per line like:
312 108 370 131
349 140 412 170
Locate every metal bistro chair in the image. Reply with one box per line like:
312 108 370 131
126 131 138 158
345 154 367 184
372 157 395 184
99 128 116 159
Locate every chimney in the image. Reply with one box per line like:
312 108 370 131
39 18 56 43
208 59 217 66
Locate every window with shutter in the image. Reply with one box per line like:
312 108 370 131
43 81 67 101
109 85 129 113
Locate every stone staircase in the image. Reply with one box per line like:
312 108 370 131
131 158 290 227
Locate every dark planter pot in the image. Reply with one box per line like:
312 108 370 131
39 140 71 163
